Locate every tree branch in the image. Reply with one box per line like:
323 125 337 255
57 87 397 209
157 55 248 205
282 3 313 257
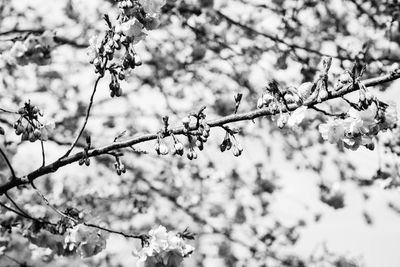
0 69 399 195
0 28 88 48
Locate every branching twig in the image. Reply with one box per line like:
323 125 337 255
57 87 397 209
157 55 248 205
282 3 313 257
31 181 146 241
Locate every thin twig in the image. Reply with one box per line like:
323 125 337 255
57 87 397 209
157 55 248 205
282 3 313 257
4 192 33 219
0 254 31 267
40 141 46 167
0 147 16 178
310 105 347 118
31 182 146 241
0 107 18 114
60 75 103 159
0 201 28 218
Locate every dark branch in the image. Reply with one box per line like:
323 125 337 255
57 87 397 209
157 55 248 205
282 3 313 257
0 69 399 195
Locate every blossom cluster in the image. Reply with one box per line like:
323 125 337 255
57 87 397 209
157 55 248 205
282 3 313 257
319 101 398 150
87 0 165 97
133 225 194 267
13 102 55 142
154 113 211 160
64 224 108 258
4 31 56 66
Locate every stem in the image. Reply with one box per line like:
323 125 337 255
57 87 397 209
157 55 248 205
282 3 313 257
60 75 102 159
40 141 46 167
0 147 16 178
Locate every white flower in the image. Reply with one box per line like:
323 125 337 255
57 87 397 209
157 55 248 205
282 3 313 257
319 120 345 144
87 35 102 62
65 224 108 258
287 106 307 127
381 102 398 130
9 41 27 58
39 121 55 141
148 225 169 252
139 0 166 15
297 82 313 101
277 113 289 128
116 19 147 43
134 225 194 267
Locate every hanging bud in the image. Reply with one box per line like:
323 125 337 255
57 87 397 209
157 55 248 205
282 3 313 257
297 82 313 102
158 143 169 155
182 117 190 128
339 72 353 84
257 97 263 109
33 128 42 139
232 146 241 157
317 89 328 102
174 142 184 156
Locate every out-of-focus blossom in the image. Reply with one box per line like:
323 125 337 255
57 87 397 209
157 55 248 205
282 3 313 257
139 0 166 15
319 120 345 144
39 121 55 141
287 106 307 127
65 224 108 258
319 102 398 150
116 19 147 43
133 225 194 267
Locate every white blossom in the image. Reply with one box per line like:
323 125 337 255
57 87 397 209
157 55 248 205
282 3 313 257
133 225 194 267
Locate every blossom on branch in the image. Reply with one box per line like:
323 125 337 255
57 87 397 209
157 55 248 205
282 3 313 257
133 225 194 267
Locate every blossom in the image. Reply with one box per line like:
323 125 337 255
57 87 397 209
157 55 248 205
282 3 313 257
380 102 398 130
139 0 166 15
39 121 55 141
319 119 345 144
65 224 108 258
134 225 194 267
115 19 147 43
87 35 102 62
296 82 313 101
287 106 307 127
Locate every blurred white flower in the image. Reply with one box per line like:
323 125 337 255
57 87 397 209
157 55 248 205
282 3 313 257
65 224 108 258
39 121 55 141
319 119 345 144
134 225 194 267
139 0 166 15
287 106 307 127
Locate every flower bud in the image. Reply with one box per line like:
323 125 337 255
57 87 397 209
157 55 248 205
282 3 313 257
232 146 241 157
182 117 190 128
297 82 313 101
29 132 37 142
33 128 42 138
317 89 328 102
174 142 184 151
158 143 169 155
257 98 263 109
339 72 352 84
